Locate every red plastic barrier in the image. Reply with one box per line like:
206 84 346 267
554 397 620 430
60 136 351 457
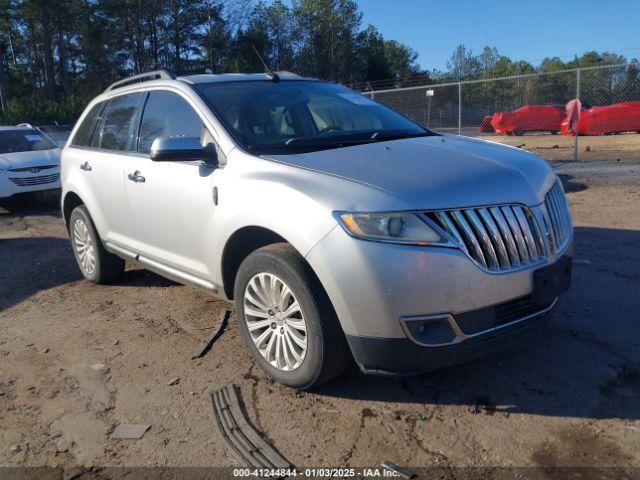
479 115 494 133
491 105 565 135
560 101 640 136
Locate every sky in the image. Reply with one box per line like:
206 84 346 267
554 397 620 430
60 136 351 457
356 0 640 71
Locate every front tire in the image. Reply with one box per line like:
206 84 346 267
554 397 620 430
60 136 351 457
234 243 350 390
69 205 124 284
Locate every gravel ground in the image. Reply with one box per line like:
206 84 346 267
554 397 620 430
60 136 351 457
473 131 640 162
1 159 639 476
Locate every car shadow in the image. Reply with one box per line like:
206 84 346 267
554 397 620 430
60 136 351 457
0 236 81 310
119 268 178 288
0 236 179 311
557 173 588 193
0 190 62 217
316 226 640 421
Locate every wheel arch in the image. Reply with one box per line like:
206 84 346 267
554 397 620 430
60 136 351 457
62 191 85 230
221 226 291 300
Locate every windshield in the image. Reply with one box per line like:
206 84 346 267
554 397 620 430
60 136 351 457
196 80 434 154
0 129 57 154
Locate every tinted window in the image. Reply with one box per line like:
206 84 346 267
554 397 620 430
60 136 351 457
71 102 104 147
91 93 144 151
0 129 57 154
138 91 204 154
196 80 431 154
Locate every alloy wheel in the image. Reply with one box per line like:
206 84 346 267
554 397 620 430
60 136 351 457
243 272 307 371
73 218 96 275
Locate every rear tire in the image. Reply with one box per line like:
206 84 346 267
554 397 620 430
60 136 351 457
234 243 350 390
69 205 124 284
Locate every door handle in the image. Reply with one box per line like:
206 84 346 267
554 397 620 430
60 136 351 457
127 171 145 183
80 162 92 171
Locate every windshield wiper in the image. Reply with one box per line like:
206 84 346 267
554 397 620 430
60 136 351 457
369 131 433 141
285 133 374 147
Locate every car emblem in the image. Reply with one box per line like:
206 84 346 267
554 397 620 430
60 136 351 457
30 167 41 173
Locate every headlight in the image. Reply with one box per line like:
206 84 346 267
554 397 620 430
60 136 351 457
335 211 450 246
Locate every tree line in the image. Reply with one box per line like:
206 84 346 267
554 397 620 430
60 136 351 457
0 0 424 124
0 0 638 125
440 47 640 124
367 46 639 129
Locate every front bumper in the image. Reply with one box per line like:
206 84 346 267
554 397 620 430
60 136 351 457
0 168 61 198
346 299 557 376
305 225 572 374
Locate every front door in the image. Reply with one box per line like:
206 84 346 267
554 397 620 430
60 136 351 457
123 90 221 281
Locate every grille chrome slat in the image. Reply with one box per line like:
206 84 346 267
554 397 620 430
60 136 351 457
547 188 562 242
436 211 469 256
478 209 511 269
513 206 538 259
426 180 571 273
490 207 521 266
502 206 531 264
452 211 488 268
544 180 572 250
465 209 499 269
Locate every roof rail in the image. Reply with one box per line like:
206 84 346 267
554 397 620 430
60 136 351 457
105 70 175 92
273 71 301 77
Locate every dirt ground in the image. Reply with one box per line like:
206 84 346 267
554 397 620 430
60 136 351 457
1 156 639 476
479 131 640 162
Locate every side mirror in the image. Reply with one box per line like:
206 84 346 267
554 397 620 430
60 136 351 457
150 136 218 166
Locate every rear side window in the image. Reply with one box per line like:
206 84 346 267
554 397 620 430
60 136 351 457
91 93 144 151
138 91 204 154
71 102 104 147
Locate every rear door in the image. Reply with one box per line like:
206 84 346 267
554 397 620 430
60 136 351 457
66 93 145 247
123 89 221 281
87 92 145 247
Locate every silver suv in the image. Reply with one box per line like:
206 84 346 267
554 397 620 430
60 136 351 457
61 70 573 389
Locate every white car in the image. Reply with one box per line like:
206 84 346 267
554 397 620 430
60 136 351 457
0 125 62 198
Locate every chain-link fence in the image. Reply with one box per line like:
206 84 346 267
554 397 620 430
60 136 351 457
362 64 640 162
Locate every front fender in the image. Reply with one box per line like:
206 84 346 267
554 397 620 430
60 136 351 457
206 151 413 287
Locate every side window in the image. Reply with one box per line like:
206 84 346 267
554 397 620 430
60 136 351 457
138 91 205 154
71 102 104 147
91 93 144 151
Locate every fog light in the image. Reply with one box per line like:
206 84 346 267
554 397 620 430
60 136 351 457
400 314 458 346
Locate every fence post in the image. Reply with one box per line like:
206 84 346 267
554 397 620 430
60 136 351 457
574 69 581 161
458 82 462 135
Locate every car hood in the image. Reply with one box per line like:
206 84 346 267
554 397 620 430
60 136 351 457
0 148 61 170
267 134 555 210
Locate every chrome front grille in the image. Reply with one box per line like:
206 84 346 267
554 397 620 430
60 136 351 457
544 180 572 251
9 173 60 186
426 204 546 271
425 180 572 273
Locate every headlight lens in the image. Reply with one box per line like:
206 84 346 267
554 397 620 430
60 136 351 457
336 211 449 245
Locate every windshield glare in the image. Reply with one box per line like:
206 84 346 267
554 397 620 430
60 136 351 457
0 129 57 154
196 80 432 154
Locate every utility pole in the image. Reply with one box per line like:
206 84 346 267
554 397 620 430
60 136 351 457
458 83 462 135
574 69 581 161
426 89 434 128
